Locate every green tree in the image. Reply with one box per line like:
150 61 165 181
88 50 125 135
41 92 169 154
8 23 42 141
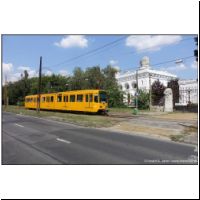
167 78 179 108
70 67 86 90
6 65 125 108
102 65 124 107
151 80 166 106
137 90 149 109
85 66 104 89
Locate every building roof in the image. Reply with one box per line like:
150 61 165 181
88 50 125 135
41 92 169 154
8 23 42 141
116 67 177 78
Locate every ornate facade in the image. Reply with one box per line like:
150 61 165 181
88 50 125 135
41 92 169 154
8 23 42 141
116 56 198 105
178 79 198 105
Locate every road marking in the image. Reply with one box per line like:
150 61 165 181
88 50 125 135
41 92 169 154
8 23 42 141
56 138 71 144
14 123 24 128
12 112 80 128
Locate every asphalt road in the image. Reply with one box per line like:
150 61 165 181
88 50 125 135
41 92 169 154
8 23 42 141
2 112 198 164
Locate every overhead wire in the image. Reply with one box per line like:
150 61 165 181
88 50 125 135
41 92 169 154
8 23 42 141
45 35 195 71
46 35 128 68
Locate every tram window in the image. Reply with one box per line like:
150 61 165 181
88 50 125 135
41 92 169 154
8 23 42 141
70 95 75 102
57 95 62 102
89 94 93 102
34 98 36 103
42 97 46 102
46 97 49 102
86 94 88 102
94 95 98 103
99 91 107 103
51 96 54 102
77 94 83 102
64 96 68 102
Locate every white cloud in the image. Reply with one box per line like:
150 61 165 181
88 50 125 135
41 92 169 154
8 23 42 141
28 70 37 78
2 63 39 84
17 65 37 78
2 63 14 84
109 59 118 65
191 61 197 69
125 35 182 52
43 70 52 76
166 63 188 72
58 70 68 76
109 60 120 71
17 66 31 71
3 63 13 74
9 72 21 82
54 35 88 48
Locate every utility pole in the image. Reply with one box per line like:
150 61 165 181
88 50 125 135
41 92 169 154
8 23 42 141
133 70 139 115
188 89 191 104
149 73 152 110
37 56 42 114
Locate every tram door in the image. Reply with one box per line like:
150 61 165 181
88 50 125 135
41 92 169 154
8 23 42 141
63 95 68 110
56 93 62 110
85 94 93 110
46 96 50 109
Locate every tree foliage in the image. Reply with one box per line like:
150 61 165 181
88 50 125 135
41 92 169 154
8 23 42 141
137 90 149 109
151 80 166 106
167 78 179 108
4 65 124 107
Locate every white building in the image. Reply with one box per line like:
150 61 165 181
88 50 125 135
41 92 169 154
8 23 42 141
116 56 177 104
178 79 198 105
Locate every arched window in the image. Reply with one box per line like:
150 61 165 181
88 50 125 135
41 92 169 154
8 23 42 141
119 85 123 90
125 83 129 89
132 82 137 88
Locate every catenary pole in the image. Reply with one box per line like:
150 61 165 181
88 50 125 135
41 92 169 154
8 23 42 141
37 56 42 113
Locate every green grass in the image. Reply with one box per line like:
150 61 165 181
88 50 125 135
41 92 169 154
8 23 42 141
3 105 119 128
108 107 133 113
169 126 197 142
169 134 185 142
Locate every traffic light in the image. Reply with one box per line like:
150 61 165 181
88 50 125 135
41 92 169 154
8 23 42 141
194 36 198 62
194 49 198 61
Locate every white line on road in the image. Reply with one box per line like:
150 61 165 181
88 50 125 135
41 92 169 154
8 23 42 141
14 123 24 128
56 138 71 144
12 112 81 128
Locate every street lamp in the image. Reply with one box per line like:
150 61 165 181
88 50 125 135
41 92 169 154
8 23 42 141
175 59 183 64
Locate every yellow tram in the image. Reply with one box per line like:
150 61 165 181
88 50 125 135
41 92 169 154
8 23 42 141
25 89 108 114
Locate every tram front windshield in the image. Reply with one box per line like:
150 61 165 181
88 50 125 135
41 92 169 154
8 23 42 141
99 91 107 103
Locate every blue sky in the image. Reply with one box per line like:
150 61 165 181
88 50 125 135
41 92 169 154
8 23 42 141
2 35 198 83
